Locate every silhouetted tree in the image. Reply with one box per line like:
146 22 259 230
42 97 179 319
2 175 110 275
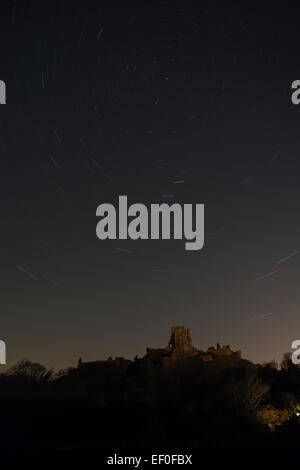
225 370 269 412
7 359 53 383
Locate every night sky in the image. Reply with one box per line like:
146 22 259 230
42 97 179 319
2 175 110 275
1 1 300 370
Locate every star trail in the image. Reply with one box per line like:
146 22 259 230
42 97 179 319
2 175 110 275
0 1 299 369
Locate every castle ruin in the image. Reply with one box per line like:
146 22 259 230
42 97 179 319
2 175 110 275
77 325 242 370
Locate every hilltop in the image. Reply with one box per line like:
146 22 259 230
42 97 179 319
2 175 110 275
0 326 299 451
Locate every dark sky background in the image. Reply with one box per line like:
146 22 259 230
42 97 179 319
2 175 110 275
0 1 300 370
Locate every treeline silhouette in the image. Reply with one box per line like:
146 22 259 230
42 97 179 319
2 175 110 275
0 353 300 450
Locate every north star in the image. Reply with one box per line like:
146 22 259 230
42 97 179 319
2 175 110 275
107 454 142 467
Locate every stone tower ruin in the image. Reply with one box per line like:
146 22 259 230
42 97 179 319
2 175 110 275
166 325 198 358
